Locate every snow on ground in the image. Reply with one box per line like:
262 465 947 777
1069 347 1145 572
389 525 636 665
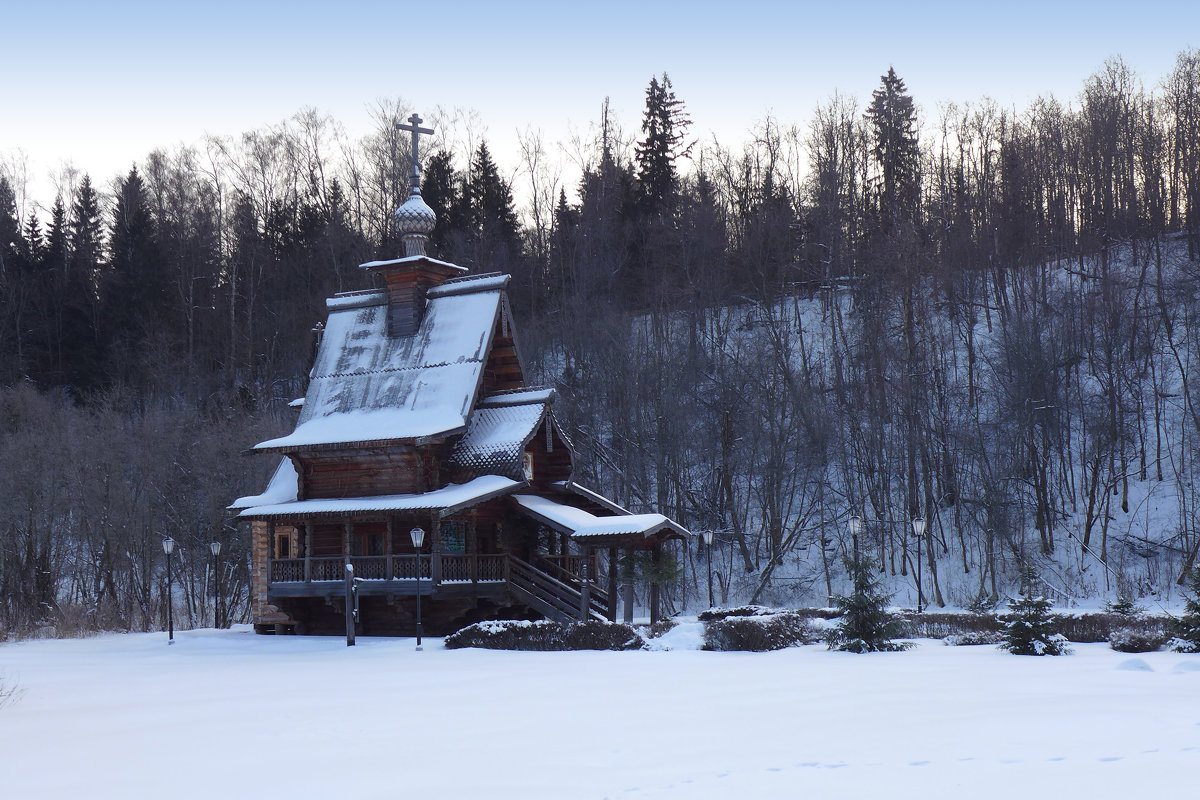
1 627 1198 799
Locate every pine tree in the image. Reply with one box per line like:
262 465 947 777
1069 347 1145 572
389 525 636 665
825 553 910 653
635 73 691 217
60 175 106 391
102 166 171 383
1001 569 1070 656
1170 568 1200 652
465 141 521 268
864 66 920 229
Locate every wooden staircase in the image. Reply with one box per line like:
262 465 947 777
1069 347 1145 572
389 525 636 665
508 556 608 622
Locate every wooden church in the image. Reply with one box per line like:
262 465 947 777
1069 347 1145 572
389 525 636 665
231 114 688 636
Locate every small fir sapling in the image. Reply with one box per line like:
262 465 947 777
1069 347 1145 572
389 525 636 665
825 553 911 653
1170 568 1200 653
1105 594 1144 617
1001 568 1070 656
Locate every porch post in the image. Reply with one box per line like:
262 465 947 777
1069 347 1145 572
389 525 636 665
579 546 591 621
622 546 634 624
303 523 312 583
385 517 394 580
650 543 661 625
430 515 442 587
607 546 619 622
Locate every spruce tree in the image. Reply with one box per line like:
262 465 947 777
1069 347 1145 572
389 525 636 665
1170 568 1200 653
825 553 910 653
635 73 691 217
864 66 920 229
1001 569 1070 656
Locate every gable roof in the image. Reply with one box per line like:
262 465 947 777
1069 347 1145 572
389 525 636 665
449 389 556 476
253 274 511 453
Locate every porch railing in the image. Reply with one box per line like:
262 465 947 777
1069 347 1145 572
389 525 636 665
440 554 506 583
269 554 430 584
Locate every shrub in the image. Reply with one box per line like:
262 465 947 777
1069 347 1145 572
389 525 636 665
696 605 778 622
943 631 1005 646
825 553 911 653
1109 628 1167 653
444 619 642 651
1001 571 1070 656
702 611 819 652
1170 569 1200 653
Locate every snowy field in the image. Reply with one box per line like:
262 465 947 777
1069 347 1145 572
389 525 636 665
1 626 1198 799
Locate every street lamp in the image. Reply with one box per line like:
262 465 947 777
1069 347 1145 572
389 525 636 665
162 536 176 645
848 515 863 559
410 527 425 650
911 518 926 613
210 541 222 629
701 530 715 609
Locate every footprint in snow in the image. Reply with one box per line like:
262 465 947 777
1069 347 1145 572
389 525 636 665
1047 757 1065 762
1099 757 1122 762
908 761 931 767
766 767 783 772
795 762 819 768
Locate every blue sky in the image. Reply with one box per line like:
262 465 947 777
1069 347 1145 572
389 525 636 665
3 0 1197 206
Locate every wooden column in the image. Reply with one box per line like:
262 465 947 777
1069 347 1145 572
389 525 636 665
303 523 312 583
579 546 591 621
430 515 442 587
607 546 619 622
385 517 394 580
622 546 634 624
650 543 661 625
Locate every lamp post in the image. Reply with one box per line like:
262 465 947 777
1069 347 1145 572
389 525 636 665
701 530 715 609
848 515 863 560
911 518 926 613
209 541 222 629
410 527 425 650
162 536 175 645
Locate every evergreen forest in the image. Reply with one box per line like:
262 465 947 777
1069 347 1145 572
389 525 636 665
3 53 1200 635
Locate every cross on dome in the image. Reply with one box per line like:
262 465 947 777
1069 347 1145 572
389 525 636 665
396 112 435 191
393 112 438 257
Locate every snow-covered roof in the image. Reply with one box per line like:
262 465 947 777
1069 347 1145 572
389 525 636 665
228 458 298 510
239 475 521 519
511 494 688 540
254 276 507 452
450 399 547 476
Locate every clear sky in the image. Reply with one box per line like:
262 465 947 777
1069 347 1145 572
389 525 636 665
3 0 1197 209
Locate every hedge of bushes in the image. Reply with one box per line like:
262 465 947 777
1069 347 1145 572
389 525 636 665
702 611 820 652
444 619 642 651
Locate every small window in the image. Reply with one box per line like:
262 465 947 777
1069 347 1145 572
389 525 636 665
522 452 534 481
277 533 291 559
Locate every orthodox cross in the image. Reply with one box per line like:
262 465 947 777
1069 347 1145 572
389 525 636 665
396 112 435 186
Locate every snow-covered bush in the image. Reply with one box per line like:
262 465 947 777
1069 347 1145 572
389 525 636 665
1001 573 1070 656
943 631 1005 646
702 611 819 652
1108 628 1167 653
697 605 780 622
825 554 911 654
1169 569 1200 653
444 619 642 651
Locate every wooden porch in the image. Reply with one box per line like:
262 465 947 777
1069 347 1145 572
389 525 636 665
266 551 612 622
